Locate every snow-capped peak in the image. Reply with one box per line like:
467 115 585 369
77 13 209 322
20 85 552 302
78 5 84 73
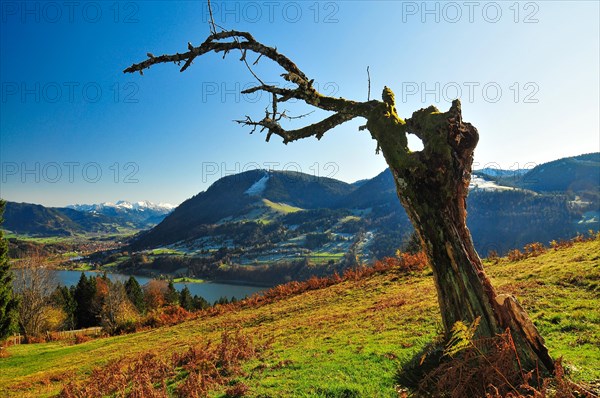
68 200 175 213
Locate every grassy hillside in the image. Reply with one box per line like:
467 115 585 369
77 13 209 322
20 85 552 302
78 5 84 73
1 239 599 397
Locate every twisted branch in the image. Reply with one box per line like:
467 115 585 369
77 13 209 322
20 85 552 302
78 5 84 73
123 30 378 143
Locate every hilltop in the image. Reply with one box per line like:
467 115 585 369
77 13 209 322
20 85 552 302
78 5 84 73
107 153 598 284
1 238 598 397
4 154 598 283
2 200 174 237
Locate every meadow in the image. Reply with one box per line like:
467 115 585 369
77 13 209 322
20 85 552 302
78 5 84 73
1 238 598 397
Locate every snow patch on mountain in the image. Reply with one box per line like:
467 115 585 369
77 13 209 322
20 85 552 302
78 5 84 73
244 173 270 196
474 168 529 178
469 176 515 191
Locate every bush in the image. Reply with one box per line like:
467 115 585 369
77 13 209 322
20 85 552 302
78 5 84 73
72 334 92 345
61 330 268 398
225 382 250 397
139 305 194 329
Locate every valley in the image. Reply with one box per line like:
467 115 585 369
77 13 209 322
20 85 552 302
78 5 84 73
2 237 598 397
2 6 598 396
4 153 599 288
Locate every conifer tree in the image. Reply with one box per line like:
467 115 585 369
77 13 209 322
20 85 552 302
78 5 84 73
0 200 18 340
179 286 194 311
165 280 179 306
73 273 97 328
125 276 145 313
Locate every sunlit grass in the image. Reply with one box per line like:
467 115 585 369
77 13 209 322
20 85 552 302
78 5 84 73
1 239 598 397
262 199 303 214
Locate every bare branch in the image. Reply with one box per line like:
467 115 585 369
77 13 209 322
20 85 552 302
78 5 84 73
236 112 357 144
280 110 315 120
367 66 371 101
124 30 380 143
207 0 217 35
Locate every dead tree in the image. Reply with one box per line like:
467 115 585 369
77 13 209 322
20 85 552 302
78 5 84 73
13 252 56 341
124 30 554 372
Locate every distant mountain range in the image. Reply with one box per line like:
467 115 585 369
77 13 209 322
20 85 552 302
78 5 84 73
67 200 175 213
490 152 600 194
2 202 120 236
66 200 175 229
2 200 174 236
2 154 598 263
129 153 599 262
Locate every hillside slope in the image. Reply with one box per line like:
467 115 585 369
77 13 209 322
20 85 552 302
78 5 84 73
498 152 600 193
131 170 355 249
130 154 599 270
2 202 121 236
1 239 599 397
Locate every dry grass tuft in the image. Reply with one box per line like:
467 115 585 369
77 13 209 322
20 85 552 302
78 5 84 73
59 330 268 398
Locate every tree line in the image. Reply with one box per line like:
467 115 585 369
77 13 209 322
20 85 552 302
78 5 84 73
11 264 242 342
0 198 238 344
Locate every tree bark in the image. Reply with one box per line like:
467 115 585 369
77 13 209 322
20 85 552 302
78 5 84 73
123 33 555 374
366 92 554 372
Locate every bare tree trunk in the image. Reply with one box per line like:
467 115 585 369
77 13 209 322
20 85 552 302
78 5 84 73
368 96 554 372
123 31 555 374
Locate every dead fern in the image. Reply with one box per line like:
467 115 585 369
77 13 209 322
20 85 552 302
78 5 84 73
444 317 481 358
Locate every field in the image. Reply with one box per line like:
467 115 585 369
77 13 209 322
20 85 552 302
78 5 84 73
1 238 599 397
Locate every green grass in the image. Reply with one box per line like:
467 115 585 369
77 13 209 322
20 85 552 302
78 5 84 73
1 239 599 397
4 235 76 244
60 251 80 258
262 199 303 214
68 263 93 271
306 251 344 264
148 248 184 256
172 277 205 283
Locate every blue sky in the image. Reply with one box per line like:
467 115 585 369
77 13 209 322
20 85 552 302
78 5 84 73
1 1 598 207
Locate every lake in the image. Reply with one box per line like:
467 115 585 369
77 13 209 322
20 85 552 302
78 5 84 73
35 270 266 304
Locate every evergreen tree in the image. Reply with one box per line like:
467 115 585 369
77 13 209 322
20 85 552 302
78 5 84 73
215 296 229 306
124 276 145 313
165 280 179 306
192 295 209 310
0 200 18 340
402 231 422 255
51 285 76 330
179 286 194 311
73 273 97 328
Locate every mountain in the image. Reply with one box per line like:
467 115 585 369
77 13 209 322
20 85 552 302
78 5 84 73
1 202 120 236
128 154 598 279
1 200 174 237
339 168 398 209
3 153 597 262
474 167 528 178
69 200 175 213
496 153 600 194
131 170 355 249
67 200 175 229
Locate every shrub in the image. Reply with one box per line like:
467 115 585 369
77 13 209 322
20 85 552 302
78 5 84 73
72 334 92 345
225 382 250 397
507 249 525 262
61 330 267 398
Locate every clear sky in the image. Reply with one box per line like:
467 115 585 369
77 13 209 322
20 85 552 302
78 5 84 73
1 1 598 207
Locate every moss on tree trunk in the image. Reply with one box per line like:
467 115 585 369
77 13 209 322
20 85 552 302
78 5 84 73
367 91 554 373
